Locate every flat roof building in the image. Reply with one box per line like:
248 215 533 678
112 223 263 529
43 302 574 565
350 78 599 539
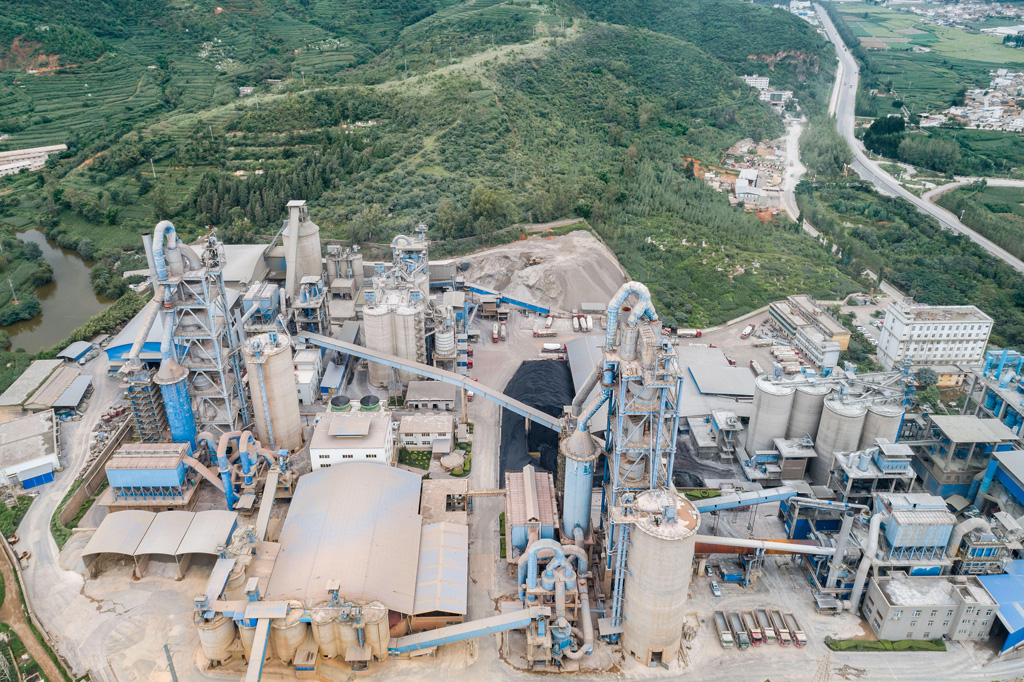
309 410 395 469
877 299 992 370
863 572 996 642
405 381 458 411
398 414 455 451
0 410 60 489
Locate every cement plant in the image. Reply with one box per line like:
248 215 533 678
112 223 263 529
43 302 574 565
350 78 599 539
3 201 1024 682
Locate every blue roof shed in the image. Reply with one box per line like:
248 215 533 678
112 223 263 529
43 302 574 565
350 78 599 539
979 560 1024 654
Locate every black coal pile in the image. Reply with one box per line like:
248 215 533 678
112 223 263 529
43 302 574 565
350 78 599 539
499 360 574 485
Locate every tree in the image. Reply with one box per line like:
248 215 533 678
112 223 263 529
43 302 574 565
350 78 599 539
78 238 95 261
915 367 939 388
918 384 942 413
435 198 458 239
468 186 507 226
863 115 905 159
350 204 386 242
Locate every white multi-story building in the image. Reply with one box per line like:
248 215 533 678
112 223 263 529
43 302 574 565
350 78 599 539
309 410 394 469
877 299 993 370
398 414 455 451
741 75 770 90
795 326 841 370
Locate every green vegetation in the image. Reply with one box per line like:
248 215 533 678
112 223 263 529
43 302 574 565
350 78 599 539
499 512 506 558
451 452 471 477
797 182 1024 348
935 182 1024 261
825 635 946 652
0 496 33 537
50 480 105 550
0 623 50 682
683 489 723 500
398 447 431 470
800 116 853 180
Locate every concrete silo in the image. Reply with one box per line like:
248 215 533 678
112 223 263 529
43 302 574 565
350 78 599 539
394 300 427 384
745 376 796 454
362 302 395 387
270 600 308 664
786 382 831 441
242 333 302 451
859 402 904 449
283 200 323 299
622 489 700 666
809 398 867 485
194 613 236 664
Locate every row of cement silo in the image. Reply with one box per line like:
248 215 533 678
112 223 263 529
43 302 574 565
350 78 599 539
195 600 390 666
362 289 428 386
744 375 904 486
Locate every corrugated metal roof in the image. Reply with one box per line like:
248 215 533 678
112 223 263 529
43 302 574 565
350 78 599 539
26 365 81 409
996 450 1024 486
178 510 237 556
930 415 1019 443
53 375 93 409
891 509 956 527
264 462 423 612
406 381 458 403
688 365 756 398
82 511 156 557
0 360 62 408
505 468 556 528
412 522 468 615
57 341 92 361
134 511 195 556
980 561 1024 636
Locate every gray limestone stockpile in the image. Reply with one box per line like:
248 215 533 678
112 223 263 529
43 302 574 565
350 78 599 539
462 230 626 311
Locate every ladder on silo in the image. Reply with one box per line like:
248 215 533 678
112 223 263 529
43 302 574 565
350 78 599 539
608 521 631 641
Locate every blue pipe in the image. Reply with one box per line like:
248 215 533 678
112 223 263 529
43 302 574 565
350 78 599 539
153 220 176 281
238 432 255 486
604 282 658 352
973 457 1000 503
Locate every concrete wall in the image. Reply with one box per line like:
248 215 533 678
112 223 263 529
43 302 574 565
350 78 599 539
57 419 133 527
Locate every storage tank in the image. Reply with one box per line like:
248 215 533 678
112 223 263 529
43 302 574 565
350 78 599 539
238 621 271 663
194 613 236 663
394 301 426 384
361 601 391 661
270 600 308 664
330 395 351 412
622 489 700 666
360 395 381 411
745 376 796 454
786 383 830 440
561 429 599 536
362 303 395 387
434 323 456 360
859 402 904 450
310 606 341 658
283 200 322 298
242 333 302 452
810 398 868 485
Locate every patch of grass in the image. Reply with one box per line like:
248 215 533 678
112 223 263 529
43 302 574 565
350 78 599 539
50 480 106 550
397 447 431 470
825 636 946 652
0 497 34 537
0 623 50 682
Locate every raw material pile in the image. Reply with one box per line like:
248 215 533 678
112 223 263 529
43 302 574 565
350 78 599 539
499 360 574 484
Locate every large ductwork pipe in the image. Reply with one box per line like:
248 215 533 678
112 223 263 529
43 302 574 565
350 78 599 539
577 369 614 433
285 205 302 298
604 282 658 352
562 574 594 660
153 220 201 282
844 512 888 611
693 535 836 556
125 284 164 370
571 364 601 416
827 511 856 589
947 517 988 559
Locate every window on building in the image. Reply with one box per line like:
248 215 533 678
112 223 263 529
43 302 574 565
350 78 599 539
910 621 917 627
966 607 974 615
930 610 937 617
912 610 922 617
943 621 950 626
923 632 930 639
927 621 933 627
342 454 353 459
986 610 993 616
892 611 903 619
982 620 989 626
367 454 376 459
907 632 913 638
947 610 954 617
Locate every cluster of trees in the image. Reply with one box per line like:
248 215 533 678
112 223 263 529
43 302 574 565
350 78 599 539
863 115 906 158
935 183 1024 262
0 232 51 327
863 115 965 174
800 117 853 179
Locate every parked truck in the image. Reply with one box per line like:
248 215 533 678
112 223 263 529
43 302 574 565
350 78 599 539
676 328 703 338
784 613 807 647
742 610 763 646
749 360 764 376
714 611 734 648
545 315 553 329
756 609 776 643
492 323 500 343
572 316 580 332
542 343 567 353
585 315 594 332
771 610 792 646
533 329 557 338
727 612 750 649
740 324 755 339
500 321 507 341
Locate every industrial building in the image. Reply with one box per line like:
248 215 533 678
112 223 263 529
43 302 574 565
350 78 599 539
769 295 851 351
969 348 1024 436
905 414 1019 497
309 407 394 468
877 299 993 370
862 572 996 641
397 414 454 452
0 359 79 413
404 380 457 411
0 410 60 489
99 442 209 512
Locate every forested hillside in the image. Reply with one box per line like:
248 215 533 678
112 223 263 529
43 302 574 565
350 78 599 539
0 0 861 328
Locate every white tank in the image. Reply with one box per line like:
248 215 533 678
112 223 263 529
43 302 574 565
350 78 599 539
339 621 360 661
810 398 868 485
786 383 831 440
859 402 904 449
238 622 270 662
270 601 308 664
311 606 340 658
394 302 426 385
434 324 456 360
195 614 236 663
622 490 699 666
745 376 796 454
283 200 322 297
362 600 391 661
362 304 395 387
242 333 302 451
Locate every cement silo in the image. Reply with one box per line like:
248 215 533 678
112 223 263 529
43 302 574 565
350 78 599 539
394 300 426 384
786 383 831 440
362 303 394 387
859 402 904 449
270 601 308 664
242 333 302 451
809 398 867 485
622 489 699 666
745 376 796 454
194 613 236 664
310 606 341 659
283 200 323 298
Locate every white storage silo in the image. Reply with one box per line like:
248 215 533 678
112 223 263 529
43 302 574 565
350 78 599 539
809 398 867 485
622 489 700 666
242 333 302 451
745 376 796 454
270 601 308 664
786 383 831 440
310 606 340 658
394 301 426 384
362 303 394 387
434 323 456 360
362 601 391 661
238 621 270 663
859 402 904 449
195 613 236 663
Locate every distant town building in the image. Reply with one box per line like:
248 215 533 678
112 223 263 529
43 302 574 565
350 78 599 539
877 299 992 370
0 144 67 177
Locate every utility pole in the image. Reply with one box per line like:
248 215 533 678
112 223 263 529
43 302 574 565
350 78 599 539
960 209 966 221
8 279 18 305
209 125 214 142
150 158 157 178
